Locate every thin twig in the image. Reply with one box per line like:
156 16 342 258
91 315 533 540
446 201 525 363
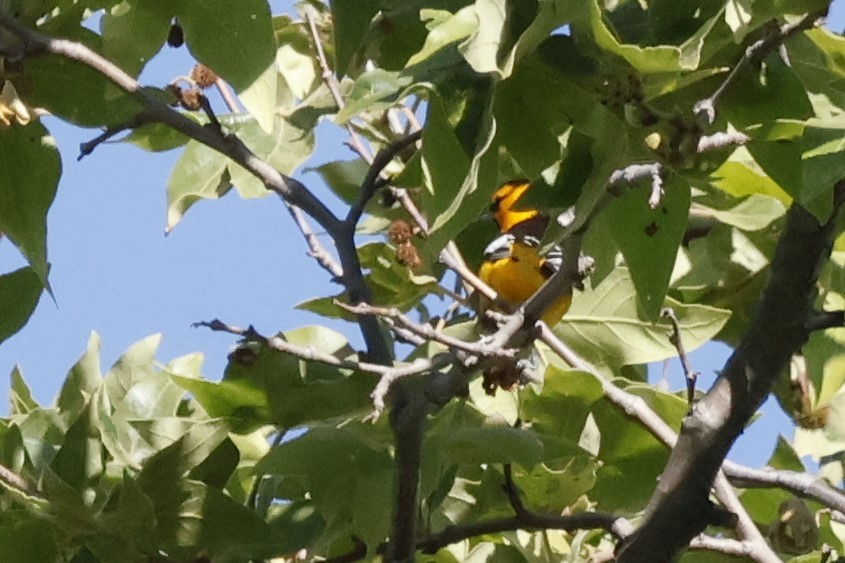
806 310 845 332
214 77 240 113
660 307 699 404
697 131 750 152
192 319 436 384
693 12 826 124
303 5 373 162
78 112 151 160
283 201 343 279
346 130 422 225
337 301 518 359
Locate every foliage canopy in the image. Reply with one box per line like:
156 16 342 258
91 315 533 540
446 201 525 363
1 0 845 561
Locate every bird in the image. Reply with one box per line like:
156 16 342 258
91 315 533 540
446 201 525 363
477 180 572 327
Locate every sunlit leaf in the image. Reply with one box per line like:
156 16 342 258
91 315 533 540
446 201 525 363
554 268 731 372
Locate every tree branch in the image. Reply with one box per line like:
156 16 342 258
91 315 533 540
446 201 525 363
616 183 845 562
806 309 845 332
346 130 422 226
661 307 699 404
537 326 780 562
693 12 826 124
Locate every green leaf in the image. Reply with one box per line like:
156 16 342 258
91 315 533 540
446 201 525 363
434 425 544 468
0 122 60 286
420 90 498 257
176 0 275 92
103 334 160 405
308 158 370 206
406 6 477 69
168 115 314 229
255 426 393 552
50 401 103 489
511 452 599 511
608 175 691 319
330 0 381 76
165 139 231 232
356 242 441 311
9 366 38 415
265 501 326 554
694 194 786 231
337 72 414 126
223 328 374 428
520 366 604 443
589 383 686 510
139 440 282 561
0 267 43 345
722 53 814 128
274 16 319 99
56 332 103 422
123 122 190 152
554 267 731 372
419 94 469 220
580 0 686 72
226 116 314 198
170 375 270 434
238 61 280 134
94 472 157 556
25 25 139 127
188 436 240 488
0 518 58 563
131 418 230 471
101 0 173 77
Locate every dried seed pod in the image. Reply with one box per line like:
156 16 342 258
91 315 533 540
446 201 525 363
388 219 413 245
191 63 218 89
395 241 422 271
179 88 204 111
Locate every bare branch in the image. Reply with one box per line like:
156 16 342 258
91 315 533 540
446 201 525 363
337 301 518 359
660 307 699 404
346 130 422 225
283 202 343 279
192 319 439 395
213 77 240 113
418 512 628 555
78 112 152 160
697 131 750 152
303 5 374 162
0 462 44 500
536 326 779 562
689 535 754 558
693 12 826 124
723 461 845 514
616 183 845 562
806 309 845 332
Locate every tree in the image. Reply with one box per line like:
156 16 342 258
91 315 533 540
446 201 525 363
0 0 844 561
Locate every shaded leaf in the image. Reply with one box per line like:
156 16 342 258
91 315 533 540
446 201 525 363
176 0 276 92
0 122 60 286
0 267 43 345
607 175 691 319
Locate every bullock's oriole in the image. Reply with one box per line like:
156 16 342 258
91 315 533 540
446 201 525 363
478 181 571 327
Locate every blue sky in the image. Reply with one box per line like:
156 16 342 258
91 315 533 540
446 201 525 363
0 2 842 469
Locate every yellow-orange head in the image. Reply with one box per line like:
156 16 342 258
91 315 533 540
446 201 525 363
490 180 539 234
